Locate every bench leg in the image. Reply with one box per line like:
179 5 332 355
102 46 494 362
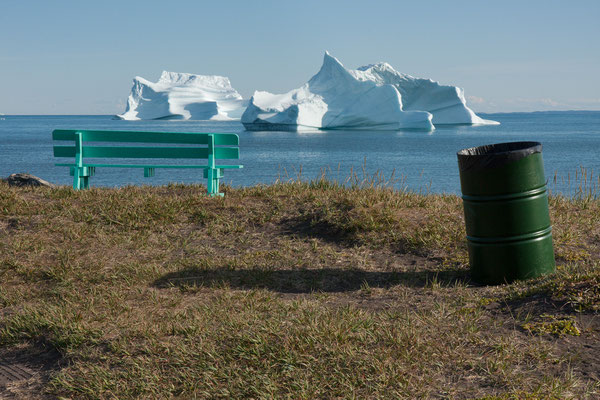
73 168 84 190
206 168 224 197
72 167 92 190
144 167 155 178
73 176 89 190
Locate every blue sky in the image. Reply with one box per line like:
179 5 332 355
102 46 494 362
1 0 599 114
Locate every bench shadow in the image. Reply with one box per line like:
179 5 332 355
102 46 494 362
152 266 470 294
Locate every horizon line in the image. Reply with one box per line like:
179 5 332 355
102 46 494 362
2 109 600 117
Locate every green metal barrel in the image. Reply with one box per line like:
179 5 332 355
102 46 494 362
457 141 555 284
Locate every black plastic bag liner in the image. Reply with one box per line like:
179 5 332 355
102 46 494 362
457 141 542 173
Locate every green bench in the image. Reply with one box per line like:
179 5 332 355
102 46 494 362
53 129 242 196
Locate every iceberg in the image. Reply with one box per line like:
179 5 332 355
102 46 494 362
117 71 246 121
242 52 497 131
351 63 498 125
242 53 434 131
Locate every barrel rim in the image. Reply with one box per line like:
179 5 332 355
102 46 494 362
457 141 542 157
457 141 542 173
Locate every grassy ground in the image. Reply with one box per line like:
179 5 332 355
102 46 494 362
0 179 598 399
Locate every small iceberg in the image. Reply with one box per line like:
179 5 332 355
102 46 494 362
117 71 246 121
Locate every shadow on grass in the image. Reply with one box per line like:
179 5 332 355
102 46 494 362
279 210 423 256
0 340 62 392
153 266 470 293
280 212 359 247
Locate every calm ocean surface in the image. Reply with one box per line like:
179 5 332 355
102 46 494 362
0 111 598 195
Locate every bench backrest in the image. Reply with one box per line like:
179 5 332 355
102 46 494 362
52 130 240 163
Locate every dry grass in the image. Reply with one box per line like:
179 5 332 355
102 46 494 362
0 179 599 399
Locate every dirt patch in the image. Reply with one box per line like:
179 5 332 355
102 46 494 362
554 314 600 382
0 342 62 399
487 295 600 388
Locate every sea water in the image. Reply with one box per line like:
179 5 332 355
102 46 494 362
0 111 598 195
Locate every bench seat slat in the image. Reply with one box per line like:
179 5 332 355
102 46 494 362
55 163 243 169
52 130 239 145
54 146 239 160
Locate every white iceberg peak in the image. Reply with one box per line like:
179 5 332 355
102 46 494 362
242 52 434 131
117 71 246 121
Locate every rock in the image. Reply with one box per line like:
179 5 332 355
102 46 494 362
4 174 55 188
